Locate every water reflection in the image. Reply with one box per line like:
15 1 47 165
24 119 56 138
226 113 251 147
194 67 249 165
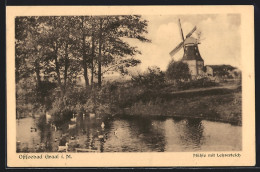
127 117 166 152
16 115 242 152
180 119 204 150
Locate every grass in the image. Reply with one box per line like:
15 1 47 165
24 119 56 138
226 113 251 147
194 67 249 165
16 75 242 126
122 86 242 125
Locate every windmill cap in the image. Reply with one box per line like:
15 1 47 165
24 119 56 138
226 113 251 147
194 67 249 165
184 37 198 46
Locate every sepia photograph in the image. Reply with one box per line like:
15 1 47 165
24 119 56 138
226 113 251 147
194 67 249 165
7 6 255 167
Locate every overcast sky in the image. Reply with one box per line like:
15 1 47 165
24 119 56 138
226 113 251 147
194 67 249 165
125 14 241 74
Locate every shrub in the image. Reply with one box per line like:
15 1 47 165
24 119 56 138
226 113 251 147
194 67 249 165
52 109 74 127
166 60 191 82
131 66 166 89
178 78 218 90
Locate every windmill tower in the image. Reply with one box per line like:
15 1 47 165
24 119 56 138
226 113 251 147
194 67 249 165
169 19 204 77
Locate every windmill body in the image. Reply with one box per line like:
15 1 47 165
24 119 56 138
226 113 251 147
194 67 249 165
182 37 204 76
169 19 204 78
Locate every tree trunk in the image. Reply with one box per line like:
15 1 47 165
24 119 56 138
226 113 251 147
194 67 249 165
54 48 64 97
98 18 103 88
64 43 69 93
91 32 95 87
83 63 89 88
82 33 89 88
35 59 41 88
81 17 89 88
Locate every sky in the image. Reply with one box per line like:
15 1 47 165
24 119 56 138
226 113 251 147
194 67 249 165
124 14 241 74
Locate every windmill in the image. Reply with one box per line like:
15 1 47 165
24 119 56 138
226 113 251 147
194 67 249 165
169 19 204 76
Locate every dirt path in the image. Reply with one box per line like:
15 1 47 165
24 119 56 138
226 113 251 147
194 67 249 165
170 84 240 94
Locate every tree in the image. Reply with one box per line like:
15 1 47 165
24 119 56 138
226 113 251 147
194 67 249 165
132 66 165 89
41 16 83 97
93 15 150 87
15 15 151 115
166 60 191 82
15 17 43 86
15 16 49 111
74 16 95 88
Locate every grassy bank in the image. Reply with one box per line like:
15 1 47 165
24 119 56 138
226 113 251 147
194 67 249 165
121 86 242 125
16 70 241 126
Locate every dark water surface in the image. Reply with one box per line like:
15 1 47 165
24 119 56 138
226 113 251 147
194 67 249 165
16 115 241 152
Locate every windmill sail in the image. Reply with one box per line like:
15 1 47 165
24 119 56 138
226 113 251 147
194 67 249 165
178 19 185 41
169 20 197 57
169 41 183 57
186 26 197 38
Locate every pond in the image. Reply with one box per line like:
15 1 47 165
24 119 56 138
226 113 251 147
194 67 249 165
16 115 242 152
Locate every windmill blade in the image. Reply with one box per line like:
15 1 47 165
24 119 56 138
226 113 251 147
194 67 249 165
169 41 184 57
178 19 185 41
186 26 197 38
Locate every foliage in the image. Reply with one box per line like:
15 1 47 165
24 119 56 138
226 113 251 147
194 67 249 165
35 81 57 110
52 109 74 127
208 65 238 78
131 66 166 89
15 15 150 116
178 77 218 90
166 60 191 82
15 15 229 123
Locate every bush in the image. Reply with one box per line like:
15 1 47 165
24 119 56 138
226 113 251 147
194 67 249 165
178 78 218 90
65 87 91 106
52 109 74 127
47 96 75 127
166 60 191 82
131 66 166 89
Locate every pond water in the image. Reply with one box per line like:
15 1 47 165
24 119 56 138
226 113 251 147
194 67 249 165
16 115 242 152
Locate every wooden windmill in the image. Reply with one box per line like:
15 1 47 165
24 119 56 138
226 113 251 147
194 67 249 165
169 19 204 76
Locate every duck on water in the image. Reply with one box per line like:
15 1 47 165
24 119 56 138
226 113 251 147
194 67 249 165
46 112 51 120
71 114 77 122
58 142 69 152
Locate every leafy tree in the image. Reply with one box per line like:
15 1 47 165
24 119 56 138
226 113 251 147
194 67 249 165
15 17 43 85
166 60 191 82
72 16 97 88
40 16 83 97
15 15 150 116
94 15 150 87
209 65 236 78
132 66 165 89
15 16 50 111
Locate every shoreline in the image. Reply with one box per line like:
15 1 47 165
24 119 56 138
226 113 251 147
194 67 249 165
119 85 242 126
117 113 242 126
